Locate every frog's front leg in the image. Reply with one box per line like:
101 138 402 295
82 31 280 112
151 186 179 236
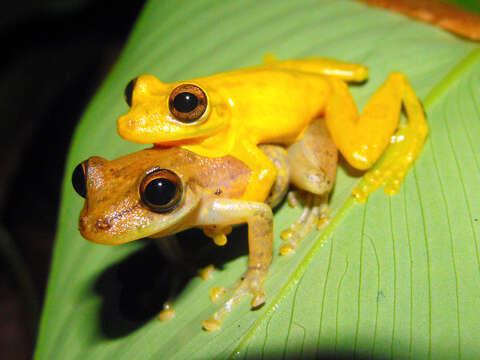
196 198 273 331
232 141 279 203
325 73 428 202
202 145 288 248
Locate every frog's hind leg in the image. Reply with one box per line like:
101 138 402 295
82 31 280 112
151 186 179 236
325 73 428 202
263 54 369 83
280 118 338 255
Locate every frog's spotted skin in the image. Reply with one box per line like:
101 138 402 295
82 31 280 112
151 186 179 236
118 56 427 204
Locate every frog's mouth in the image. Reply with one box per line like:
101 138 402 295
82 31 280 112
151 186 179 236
117 104 228 145
79 189 201 245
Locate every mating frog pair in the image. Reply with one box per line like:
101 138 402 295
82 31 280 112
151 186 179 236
73 56 428 330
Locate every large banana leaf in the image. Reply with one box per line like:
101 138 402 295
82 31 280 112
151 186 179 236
35 0 480 359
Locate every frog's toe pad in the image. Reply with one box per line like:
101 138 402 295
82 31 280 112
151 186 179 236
198 264 216 281
251 292 266 308
202 318 221 331
352 162 409 202
209 286 226 302
158 302 175 322
280 228 296 241
279 244 295 256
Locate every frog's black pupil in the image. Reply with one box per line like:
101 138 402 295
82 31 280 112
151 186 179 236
144 178 176 206
124 78 137 107
173 92 198 113
72 163 86 198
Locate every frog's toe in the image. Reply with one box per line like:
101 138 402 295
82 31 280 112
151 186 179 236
203 270 267 329
158 301 176 322
198 264 216 281
280 193 329 255
209 285 227 302
203 225 232 246
286 190 302 208
279 243 295 256
251 292 266 308
352 159 410 202
202 317 222 331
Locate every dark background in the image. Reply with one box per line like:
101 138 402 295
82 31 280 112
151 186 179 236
0 1 146 358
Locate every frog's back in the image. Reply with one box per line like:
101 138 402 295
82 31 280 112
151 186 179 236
154 147 252 199
193 68 332 145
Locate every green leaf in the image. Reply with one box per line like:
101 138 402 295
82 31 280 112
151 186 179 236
35 1 480 359
446 0 480 13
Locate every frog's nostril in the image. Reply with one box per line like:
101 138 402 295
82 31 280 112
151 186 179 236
96 219 111 230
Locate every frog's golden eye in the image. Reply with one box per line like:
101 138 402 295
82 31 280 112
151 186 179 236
140 169 183 213
72 161 87 198
169 84 207 123
124 77 137 107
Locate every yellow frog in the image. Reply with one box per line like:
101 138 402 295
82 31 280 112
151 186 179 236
73 120 337 331
118 56 428 203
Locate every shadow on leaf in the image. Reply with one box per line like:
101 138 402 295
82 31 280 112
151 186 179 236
92 226 249 339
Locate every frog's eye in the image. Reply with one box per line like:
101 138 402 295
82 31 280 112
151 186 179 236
140 169 183 213
72 161 87 198
169 84 207 123
124 77 137 107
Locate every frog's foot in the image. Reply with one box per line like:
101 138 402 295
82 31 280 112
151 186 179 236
279 193 329 256
352 122 426 202
202 269 266 331
203 225 232 246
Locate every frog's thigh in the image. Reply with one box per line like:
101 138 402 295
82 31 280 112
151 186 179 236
325 73 428 201
287 118 338 195
232 142 278 203
263 54 369 83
